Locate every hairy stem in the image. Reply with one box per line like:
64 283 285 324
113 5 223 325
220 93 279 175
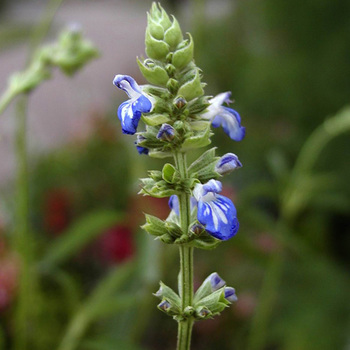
174 152 194 350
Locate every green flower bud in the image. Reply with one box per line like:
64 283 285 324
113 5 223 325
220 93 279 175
174 96 187 110
137 58 169 86
52 26 99 76
165 63 176 77
166 78 179 94
154 282 181 309
150 3 172 31
164 16 183 49
177 68 204 101
147 13 164 40
172 34 194 69
145 28 170 60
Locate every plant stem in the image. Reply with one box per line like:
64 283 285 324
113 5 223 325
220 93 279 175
0 88 17 115
174 152 194 350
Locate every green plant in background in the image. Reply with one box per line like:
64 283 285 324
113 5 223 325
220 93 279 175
113 3 246 349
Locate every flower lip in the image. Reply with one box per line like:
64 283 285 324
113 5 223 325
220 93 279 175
113 74 142 97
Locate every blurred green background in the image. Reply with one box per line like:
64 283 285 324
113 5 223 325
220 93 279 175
0 0 349 349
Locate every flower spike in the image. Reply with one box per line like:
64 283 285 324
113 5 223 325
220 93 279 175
202 92 245 141
113 74 154 134
193 179 239 240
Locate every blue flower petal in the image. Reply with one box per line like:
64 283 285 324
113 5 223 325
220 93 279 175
168 195 179 215
196 190 239 240
113 75 153 135
212 107 245 141
136 145 149 155
168 195 197 216
118 101 141 134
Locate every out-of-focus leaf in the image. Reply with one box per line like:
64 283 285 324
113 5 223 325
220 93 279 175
40 210 123 269
58 261 137 350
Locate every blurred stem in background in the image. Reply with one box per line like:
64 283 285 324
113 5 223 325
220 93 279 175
247 108 350 350
10 0 65 349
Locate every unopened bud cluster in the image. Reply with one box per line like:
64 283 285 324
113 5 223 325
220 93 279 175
9 25 98 96
154 272 237 321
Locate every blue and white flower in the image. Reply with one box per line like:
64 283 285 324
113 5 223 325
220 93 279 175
215 153 242 175
202 92 245 141
113 74 154 135
193 179 239 240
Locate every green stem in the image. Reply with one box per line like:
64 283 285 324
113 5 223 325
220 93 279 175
0 88 17 116
13 95 31 350
174 152 194 350
12 1 66 349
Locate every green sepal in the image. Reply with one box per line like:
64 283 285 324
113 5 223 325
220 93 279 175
154 282 181 309
172 34 194 69
145 28 170 60
165 221 183 238
190 232 221 250
147 13 164 40
164 16 183 49
139 178 178 198
194 306 212 320
193 287 229 316
162 163 180 184
150 3 172 31
188 147 220 182
181 127 212 150
158 233 176 244
188 95 210 115
137 58 169 86
177 68 204 101
142 85 169 98
148 170 163 181
142 214 167 237
142 113 171 126
157 299 181 316
148 150 173 159
190 120 211 131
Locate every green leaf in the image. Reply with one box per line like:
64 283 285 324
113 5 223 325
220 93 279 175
40 210 123 269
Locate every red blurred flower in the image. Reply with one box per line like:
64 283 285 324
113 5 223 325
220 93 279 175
0 254 19 312
99 225 135 264
44 189 71 235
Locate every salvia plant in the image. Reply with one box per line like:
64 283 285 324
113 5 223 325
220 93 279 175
113 3 245 349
